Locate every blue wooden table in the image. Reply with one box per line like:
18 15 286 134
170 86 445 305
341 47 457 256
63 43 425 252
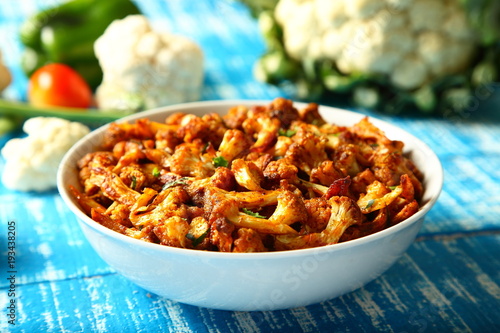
1 1 499 332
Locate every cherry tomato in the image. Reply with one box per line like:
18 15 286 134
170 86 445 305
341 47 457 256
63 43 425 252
28 63 93 108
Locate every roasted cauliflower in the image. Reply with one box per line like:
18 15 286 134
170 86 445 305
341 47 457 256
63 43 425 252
70 98 423 252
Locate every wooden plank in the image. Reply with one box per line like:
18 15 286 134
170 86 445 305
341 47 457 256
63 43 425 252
0 194 113 288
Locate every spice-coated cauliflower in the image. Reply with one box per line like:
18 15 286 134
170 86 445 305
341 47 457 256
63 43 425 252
70 98 423 252
1 117 90 192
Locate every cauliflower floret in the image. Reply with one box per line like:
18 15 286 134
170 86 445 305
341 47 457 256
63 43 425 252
169 141 215 178
94 15 204 112
202 186 299 236
1 117 90 192
233 228 267 253
218 129 252 164
275 196 363 250
357 180 403 214
275 0 477 90
283 124 328 175
153 216 191 248
231 159 264 191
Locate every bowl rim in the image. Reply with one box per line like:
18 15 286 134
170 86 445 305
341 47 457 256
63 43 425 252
57 99 443 260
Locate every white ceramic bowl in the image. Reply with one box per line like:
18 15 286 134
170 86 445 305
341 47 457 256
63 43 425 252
57 100 443 311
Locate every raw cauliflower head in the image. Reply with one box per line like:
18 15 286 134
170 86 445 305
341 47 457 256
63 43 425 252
275 0 477 90
1 117 90 192
94 15 204 112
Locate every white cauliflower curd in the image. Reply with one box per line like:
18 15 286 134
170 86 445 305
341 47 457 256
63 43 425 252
1 117 90 192
94 15 204 112
275 0 477 90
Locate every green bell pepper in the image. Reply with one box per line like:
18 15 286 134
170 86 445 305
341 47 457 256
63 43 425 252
19 0 141 90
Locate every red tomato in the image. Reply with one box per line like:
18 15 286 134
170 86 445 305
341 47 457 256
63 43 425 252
28 63 93 108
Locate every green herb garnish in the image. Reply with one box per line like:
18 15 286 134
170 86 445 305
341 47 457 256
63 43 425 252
202 142 210 154
186 229 209 247
152 167 161 177
365 199 375 209
162 177 188 191
213 156 228 168
278 129 296 137
131 176 137 190
242 208 266 219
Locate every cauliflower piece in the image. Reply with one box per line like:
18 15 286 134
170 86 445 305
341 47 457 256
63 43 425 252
130 186 189 227
153 216 191 248
94 15 204 112
218 129 252 164
202 186 300 236
268 189 308 225
263 157 298 183
275 196 363 250
1 117 90 192
231 158 264 191
186 216 211 249
233 228 267 253
242 113 281 153
302 197 331 232
310 160 344 186
0 49 11 93
275 0 477 90
357 180 403 214
168 141 216 178
284 124 328 176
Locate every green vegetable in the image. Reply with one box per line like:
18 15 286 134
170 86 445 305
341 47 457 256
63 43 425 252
238 0 279 17
365 199 376 210
152 167 161 178
240 0 500 115
162 178 188 191
186 230 209 247
278 129 296 137
0 99 131 128
0 116 22 137
19 0 141 90
242 208 265 219
213 156 229 168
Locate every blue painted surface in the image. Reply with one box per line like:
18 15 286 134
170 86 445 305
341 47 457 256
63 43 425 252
1 0 500 332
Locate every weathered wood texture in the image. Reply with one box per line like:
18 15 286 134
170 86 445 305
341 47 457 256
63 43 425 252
1 1 499 332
